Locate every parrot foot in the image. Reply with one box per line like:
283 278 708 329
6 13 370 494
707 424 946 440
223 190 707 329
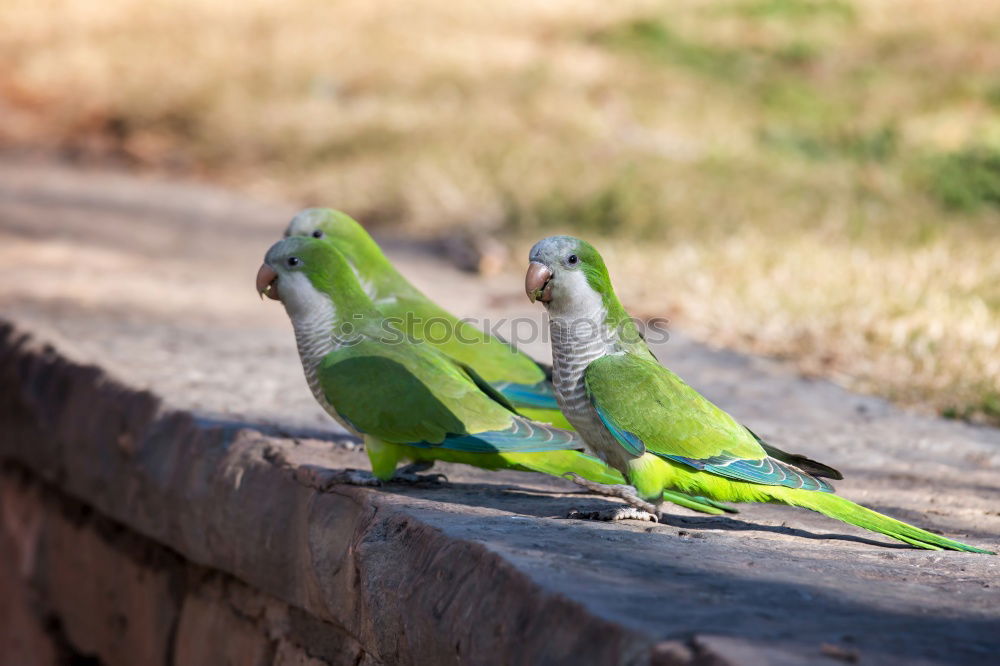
562 473 661 519
391 462 449 487
568 506 658 523
323 468 382 487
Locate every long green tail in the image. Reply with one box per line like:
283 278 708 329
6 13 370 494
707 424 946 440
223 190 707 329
777 488 994 554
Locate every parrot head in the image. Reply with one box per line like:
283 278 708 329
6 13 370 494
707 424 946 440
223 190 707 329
284 207 368 245
284 208 382 270
283 207 396 302
525 236 613 317
257 236 363 319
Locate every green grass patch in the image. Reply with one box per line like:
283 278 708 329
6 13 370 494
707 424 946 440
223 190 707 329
986 82 1000 108
595 17 839 109
771 40 823 67
757 79 849 126
501 169 664 237
594 18 750 82
759 124 898 162
942 391 1000 425
727 0 857 23
926 147 1000 211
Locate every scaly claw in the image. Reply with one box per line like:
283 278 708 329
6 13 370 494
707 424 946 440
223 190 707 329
391 471 450 486
391 462 450 486
562 473 661 515
568 506 659 522
318 468 381 488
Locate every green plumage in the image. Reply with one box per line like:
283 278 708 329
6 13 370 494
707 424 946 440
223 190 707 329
529 235 993 554
624 453 988 552
285 208 561 423
283 209 739 516
587 354 768 463
263 235 628 489
320 341 513 443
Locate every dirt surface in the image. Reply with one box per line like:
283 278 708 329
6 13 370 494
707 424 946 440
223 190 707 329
1 158 999 665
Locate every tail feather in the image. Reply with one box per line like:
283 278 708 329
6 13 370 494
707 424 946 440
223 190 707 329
745 427 843 480
777 489 993 554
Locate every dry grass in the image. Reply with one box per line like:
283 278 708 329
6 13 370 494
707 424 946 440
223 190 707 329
610 231 1000 420
2 0 999 421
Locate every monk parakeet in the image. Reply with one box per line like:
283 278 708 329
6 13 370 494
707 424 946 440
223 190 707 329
279 211 742 514
258 224 735 514
255 235 636 491
283 208 565 426
284 208 835 484
525 235 992 553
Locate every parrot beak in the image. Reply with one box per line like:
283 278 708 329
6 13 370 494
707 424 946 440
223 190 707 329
256 264 280 300
525 262 554 304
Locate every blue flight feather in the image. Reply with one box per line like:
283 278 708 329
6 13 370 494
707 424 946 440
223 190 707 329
493 381 560 410
661 452 834 493
406 417 583 454
592 401 646 457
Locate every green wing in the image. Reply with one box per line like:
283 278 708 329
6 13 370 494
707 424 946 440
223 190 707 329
584 353 833 492
318 339 580 452
378 294 560 412
446 357 519 413
318 339 512 443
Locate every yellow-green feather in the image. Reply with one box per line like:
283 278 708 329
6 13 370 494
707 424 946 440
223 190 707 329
285 225 736 516
365 435 624 484
626 454 991 553
292 209 546 387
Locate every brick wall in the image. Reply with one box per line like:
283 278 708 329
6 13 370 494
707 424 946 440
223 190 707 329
0 466 372 666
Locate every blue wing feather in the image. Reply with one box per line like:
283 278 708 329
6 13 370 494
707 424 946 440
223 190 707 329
591 396 833 492
660 452 834 492
406 416 583 453
592 401 645 457
493 380 560 410
584 354 833 493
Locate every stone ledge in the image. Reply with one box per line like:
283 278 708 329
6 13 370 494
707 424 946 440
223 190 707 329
4 314 1000 665
2 161 999 665
0 320 676 665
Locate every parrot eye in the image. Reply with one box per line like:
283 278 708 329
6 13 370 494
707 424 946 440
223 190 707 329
311 230 324 238
567 254 579 265
287 256 301 267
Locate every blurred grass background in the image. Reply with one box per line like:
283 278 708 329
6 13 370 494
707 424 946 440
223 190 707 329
2 0 999 423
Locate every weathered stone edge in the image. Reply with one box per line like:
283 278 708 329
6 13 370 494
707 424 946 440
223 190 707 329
0 319 727 666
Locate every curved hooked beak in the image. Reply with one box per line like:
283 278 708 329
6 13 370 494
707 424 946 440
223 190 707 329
525 261 553 304
256 264 280 300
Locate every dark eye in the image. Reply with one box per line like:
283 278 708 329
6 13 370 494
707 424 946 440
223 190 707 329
287 256 300 267
567 254 578 265
311 230 324 238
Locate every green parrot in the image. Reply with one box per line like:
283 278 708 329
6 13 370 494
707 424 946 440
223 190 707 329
279 208 826 515
255 235 635 491
283 208 565 427
280 210 745 514
524 235 992 553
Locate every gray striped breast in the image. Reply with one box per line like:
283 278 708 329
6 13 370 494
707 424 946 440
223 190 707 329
549 321 634 471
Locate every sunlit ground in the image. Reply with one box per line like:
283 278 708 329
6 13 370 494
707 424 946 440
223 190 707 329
3 0 999 421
